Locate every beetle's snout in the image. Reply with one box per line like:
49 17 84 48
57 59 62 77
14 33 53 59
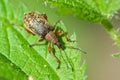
56 42 62 48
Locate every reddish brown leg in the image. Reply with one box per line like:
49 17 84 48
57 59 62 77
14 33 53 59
25 28 35 36
63 32 76 42
48 44 61 69
29 38 44 47
11 23 35 36
41 14 48 20
48 44 53 53
56 29 76 42
56 29 63 36
53 20 75 42
56 29 87 54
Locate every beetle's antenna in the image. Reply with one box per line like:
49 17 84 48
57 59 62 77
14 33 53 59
65 46 87 54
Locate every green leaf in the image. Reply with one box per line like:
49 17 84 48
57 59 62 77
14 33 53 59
45 0 120 22
0 0 7 17
0 0 87 80
45 0 103 22
101 18 120 47
0 53 27 80
112 53 120 58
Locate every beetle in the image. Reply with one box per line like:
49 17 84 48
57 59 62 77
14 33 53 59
23 11 86 69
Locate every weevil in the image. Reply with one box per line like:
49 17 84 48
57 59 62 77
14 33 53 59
23 11 86 69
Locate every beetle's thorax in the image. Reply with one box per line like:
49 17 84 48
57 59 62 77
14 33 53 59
45 31 62 48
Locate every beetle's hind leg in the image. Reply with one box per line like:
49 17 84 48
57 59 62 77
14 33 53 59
11 23 35 36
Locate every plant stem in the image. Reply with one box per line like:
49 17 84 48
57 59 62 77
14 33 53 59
101 18 120 47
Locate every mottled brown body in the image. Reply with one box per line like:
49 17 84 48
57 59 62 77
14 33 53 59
23 11 62 48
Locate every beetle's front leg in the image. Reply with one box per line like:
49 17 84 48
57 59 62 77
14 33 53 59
53 20 61 28
48 20 61 31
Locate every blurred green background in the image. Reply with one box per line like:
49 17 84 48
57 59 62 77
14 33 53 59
10 0 120 80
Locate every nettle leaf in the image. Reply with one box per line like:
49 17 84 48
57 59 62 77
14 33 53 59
112 53 120 58
0 53 27 80
45 0 103 22
0 0 86 80
45 0 120 22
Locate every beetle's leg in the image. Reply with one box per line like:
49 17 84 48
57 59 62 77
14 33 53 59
56 29 63 36
53 20 61 28
29 38 44 47
25 28 35 36
48 43 61 69
52 20 61 31
56 29 76 42
41 14 47 20
11 23 35 36
63 32 76 42
48 43 53 53
48 43 69 69
11 23 24 30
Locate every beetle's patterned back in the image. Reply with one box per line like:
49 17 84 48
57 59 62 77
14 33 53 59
23 11 46 28
23 11 52 38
